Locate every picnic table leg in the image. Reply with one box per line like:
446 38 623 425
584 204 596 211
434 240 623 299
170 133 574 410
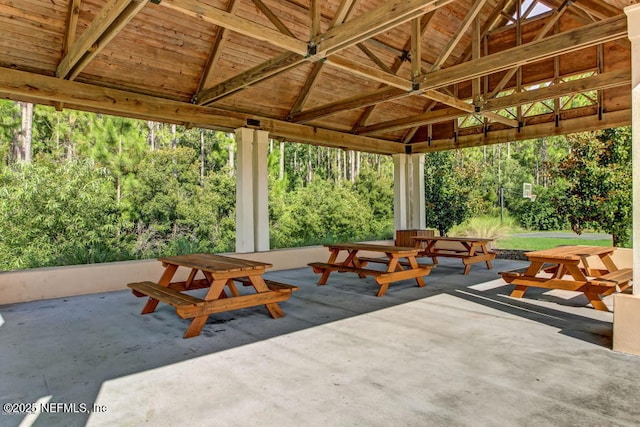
462 243 474 275
405 256 426 288
510 285 528 298
375 282 390 297
249 275 284 318
142 264 178 314
183 316 209 338
583 291 610 311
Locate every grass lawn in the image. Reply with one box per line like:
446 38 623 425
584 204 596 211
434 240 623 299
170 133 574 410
496 236 612 251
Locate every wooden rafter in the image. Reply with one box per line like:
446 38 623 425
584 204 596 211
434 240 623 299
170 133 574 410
288 0 356 115
56 0 147 80
418 15 627 91
160 0 307 54
63 0 82 56
194 0 240 97
252 0 296 37
430 0 489 71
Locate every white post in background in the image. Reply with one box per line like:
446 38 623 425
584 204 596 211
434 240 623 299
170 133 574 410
408 153 426 229
393 153 408 231
235 128 255 253
253 130 270 252
612 5 640 356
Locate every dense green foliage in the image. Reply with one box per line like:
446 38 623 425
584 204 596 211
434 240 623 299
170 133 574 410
0 98 633 270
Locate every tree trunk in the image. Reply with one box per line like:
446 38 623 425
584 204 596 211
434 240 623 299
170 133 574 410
279 141 285 180
18 102 33 163
200 129 205 185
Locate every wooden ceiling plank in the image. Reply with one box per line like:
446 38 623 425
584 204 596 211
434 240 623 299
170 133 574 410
420 90 519 127
160 0 307 54
430 0 490 71
0 66 403 154
56 0 136 79
420 14 627 92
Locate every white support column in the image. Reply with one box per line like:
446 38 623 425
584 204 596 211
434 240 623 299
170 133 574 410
613 5 640 355
253 130 270 252
393 153 408 231
408 153 426 229
235 128 255 253
628 4 640 295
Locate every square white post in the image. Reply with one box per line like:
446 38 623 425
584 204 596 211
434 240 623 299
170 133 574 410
408 153 426 229
393 153 408 231
253 130 270 252
235 128 255 253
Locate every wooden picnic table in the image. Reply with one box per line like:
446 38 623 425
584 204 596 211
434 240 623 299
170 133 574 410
412 236 496 274
308 242 434 297
500 245 633 311
128 253 297 338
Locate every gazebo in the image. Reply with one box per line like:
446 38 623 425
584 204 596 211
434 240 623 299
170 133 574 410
1 0 639 352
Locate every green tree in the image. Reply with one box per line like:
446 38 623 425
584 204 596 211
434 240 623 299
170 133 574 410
424 151 471 236
554 128 632 246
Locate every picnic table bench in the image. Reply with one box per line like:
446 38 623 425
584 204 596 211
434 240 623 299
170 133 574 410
309 242 434 296
128 253 297 338
412 236 496 274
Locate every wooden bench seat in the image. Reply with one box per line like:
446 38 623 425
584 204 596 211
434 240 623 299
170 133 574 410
308 262 392 278
234 277 299 293
500 264 557 283
357 256 434 269
128 281 205 312
590 268 633 288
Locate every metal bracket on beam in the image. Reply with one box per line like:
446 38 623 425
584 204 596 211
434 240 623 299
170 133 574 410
598 106 603 121
427 136 432 147
246 118 261 128
399 50 411 63
150 0 161 4
405 144 413 154
411 82 420 92
307 43 317 57
555 114 560 127
518 121 523 133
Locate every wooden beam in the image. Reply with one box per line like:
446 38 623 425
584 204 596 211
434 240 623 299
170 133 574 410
310 0 321 39
63 0 82 56
290 87 410 123
56 0 145 79
357 69 630 136
288 0 356 115
160 0 307 55
484 69 630 110
196 52 306 105
313 0 457 57
357 107 463 135
419 14 627 91
411 18 422 81
194 0 240 96
571 0 621 20
251 0 296 37
357 43 394 74
0 67 402 154
413 109 631 152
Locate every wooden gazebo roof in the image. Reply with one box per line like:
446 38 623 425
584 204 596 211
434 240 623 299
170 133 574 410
0 0 635 154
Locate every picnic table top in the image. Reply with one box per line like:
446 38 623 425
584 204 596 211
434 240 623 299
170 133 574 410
411 236 494 243
158 253 273 273
524 245 616 261
324 242 420 254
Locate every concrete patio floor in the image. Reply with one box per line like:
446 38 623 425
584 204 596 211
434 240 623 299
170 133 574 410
1 257 640 427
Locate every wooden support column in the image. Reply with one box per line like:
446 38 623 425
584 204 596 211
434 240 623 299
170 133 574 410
613 4 640 356
235 127 271 253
